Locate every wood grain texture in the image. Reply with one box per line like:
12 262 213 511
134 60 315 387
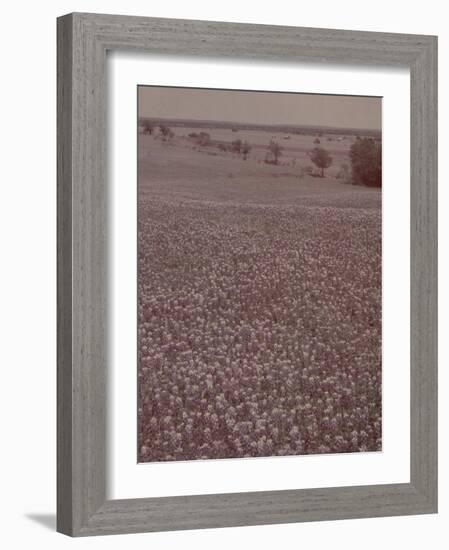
57 12 438 536
409 36 438 508
57 13 74 536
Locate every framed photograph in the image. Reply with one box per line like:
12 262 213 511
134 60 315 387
57 12 437 536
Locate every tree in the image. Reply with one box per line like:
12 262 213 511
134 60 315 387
349 137 381 187
241 141 252 160
267 140 283 165
232 139 242 154
313 137 321 144
142 122 154 135
308 147 333 177
159 125 171 139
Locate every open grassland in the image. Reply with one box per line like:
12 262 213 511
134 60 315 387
138 128 381 462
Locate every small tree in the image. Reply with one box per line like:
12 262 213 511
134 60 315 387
349 137 382 187
241 141 252 160
159 125 171 139
308 147 333 177
242 140 252 160
267 140 283 165
232 139 242 154
313 137 321 144
142 122 154 135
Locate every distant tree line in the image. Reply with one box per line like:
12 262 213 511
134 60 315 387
190 134 253 160
141 122 174 141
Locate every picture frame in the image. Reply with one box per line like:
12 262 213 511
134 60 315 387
57 12 437 536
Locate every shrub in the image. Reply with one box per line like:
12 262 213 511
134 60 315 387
300 165 314 177
196 132 211 147
336 163 352 183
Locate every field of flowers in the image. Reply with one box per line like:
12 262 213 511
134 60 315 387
138 193 382 461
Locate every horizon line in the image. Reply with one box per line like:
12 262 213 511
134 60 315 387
138 115 381 133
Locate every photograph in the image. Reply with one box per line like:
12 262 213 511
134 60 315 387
137 86 382 463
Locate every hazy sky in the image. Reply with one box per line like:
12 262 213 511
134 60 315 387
138 86 381 130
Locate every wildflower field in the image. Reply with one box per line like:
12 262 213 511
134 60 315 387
138 128 382 462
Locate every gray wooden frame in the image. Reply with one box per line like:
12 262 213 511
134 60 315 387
57 12 437 537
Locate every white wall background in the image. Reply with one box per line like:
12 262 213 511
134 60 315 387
0 1 445 548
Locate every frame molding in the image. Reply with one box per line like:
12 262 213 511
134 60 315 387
57 12 437 536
